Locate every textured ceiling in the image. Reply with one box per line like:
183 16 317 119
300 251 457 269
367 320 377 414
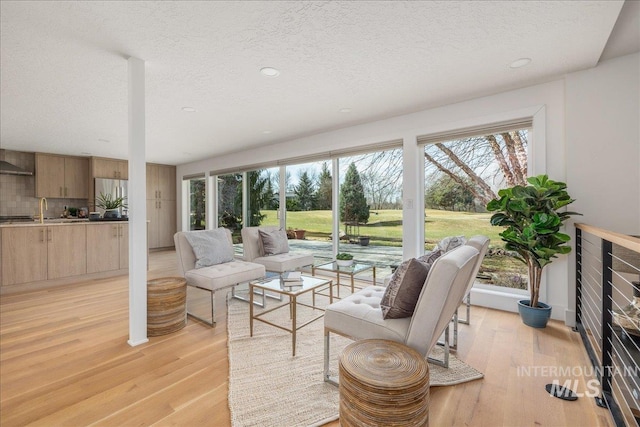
0 1 633 165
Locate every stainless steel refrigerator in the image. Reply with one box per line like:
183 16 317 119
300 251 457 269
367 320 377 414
94 178 128 217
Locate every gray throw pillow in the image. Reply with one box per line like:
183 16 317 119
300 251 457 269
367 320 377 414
381 258 431 319
417 248 443 265
436 235 467 253
184 229 234 268
259 229 289 256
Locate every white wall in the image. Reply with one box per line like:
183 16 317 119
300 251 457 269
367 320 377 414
176 53 640 325
565 52 640 325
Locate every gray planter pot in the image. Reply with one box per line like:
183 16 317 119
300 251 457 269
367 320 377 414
518 300 552 328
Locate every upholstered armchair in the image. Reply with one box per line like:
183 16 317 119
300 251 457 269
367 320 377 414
241 226 314 274
174 228 266 326
323 244 480 385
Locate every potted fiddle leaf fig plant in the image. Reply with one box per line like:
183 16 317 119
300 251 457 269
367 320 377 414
486 175 581 328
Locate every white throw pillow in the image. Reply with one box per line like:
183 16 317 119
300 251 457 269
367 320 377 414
436 235 467 253
184 229 234 268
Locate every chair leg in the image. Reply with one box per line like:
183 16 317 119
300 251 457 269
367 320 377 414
324 329 339 386
429 325 450 368
457 293 471 325
186 286 216 327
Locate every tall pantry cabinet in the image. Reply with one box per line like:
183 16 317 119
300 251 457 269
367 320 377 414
146 164 176 249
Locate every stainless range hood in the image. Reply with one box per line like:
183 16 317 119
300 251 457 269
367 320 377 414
0 160 33 176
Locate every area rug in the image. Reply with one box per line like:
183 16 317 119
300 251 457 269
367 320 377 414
227 296 483 427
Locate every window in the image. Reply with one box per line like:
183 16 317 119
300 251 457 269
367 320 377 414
338 148 403 280
285 160 333 263
422 125 531 291
247 167 280 228
217 173 243 243
188 177 206 230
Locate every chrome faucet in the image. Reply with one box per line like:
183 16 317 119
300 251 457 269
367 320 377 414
39 197 47 223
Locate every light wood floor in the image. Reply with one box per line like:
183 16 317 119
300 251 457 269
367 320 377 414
0 250 613 426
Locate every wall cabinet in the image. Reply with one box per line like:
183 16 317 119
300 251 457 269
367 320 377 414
1 224 86 286
146 164 176 249
92 157 128 180
86 223 128 273
35 153 89 199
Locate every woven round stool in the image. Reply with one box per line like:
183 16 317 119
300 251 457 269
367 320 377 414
147 277 187 336
339 339 429 427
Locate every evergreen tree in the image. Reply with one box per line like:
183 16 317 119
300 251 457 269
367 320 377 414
315 162 332 210
189 178 206 230
247 170 268 226
340 163 370 226
295 171 316 211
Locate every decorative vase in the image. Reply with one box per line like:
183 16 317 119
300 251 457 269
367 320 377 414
103 209 121 219
336 259 354 267
518 300 552 328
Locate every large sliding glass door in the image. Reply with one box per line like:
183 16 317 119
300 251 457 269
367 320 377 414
284 160 333 263
337 148 403 280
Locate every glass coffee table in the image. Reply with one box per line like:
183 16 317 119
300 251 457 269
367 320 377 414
312 261 376 297
249 275 333 356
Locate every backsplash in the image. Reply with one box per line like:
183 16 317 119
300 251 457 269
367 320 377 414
0 149 88 218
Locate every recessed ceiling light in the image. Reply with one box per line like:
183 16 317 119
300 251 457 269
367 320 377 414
182 107 197 112
509 58 532 69
260 67 280 77
339 108 352 113
262 130 272 134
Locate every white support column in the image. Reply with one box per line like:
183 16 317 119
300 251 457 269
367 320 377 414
402 135 421 260
127 56 148 347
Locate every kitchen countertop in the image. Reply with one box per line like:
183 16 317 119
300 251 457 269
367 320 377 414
0 219 129 227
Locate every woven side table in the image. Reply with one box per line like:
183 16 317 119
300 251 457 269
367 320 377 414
147 277 187 336
339 339 429 426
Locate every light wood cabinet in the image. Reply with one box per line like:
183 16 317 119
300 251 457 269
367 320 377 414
35 153 89 199
147 164 176 249
48 225 86 279
92 157 128 180
1 224 86 286
86 223 128 273
1 227 48 286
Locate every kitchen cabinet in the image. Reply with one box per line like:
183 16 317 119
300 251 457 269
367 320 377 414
1 224 86 286
147 164 176 249
35 153 89 199
86 223 128 273
147 164 176 201
92 157 128 180
1 227 48 285
47 225 86 279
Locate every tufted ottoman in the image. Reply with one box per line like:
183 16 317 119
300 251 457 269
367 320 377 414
339 339 429 426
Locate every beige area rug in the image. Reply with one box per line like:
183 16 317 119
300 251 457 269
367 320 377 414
227 295 483 427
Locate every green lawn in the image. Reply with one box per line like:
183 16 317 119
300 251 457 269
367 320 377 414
260 208 527 289
261 208 503 247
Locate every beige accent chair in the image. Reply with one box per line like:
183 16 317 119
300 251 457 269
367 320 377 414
453 235 490 339
241 226 314 274
323 244 480 385
174 229 266 326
